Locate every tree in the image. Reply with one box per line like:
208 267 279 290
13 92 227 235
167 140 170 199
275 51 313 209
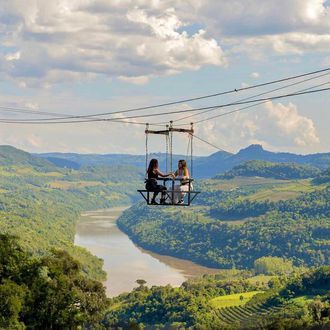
0 280 25 329
22 250 109 329
308 300 324 323
254 257 293 275
136 279 147 287
0 235 109 329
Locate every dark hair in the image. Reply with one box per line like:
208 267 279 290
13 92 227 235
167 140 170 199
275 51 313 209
179 159 187 169
147 159 158 174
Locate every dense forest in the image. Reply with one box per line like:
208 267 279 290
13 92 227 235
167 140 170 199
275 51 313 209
118 162 330 269
217 160 320 180
1 146 330 329
0 234 109 329
2 232 329 329
0 146 141 280
104 266 330 329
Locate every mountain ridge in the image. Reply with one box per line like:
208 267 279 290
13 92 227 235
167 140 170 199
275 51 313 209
0 144 327 179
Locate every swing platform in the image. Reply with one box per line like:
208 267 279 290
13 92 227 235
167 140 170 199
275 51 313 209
139 122 200 207
138 178 200 206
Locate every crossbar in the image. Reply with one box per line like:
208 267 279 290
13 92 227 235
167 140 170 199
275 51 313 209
145 129 169 135
169 127 194 134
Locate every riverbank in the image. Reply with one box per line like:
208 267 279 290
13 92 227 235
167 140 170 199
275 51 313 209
75 207 221 297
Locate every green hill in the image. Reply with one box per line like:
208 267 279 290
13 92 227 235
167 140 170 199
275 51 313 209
0 146 141 280
313 167 330 184
118 174 330 269
0 145 55 171
104 267 330 329
36 144 330 178
217 160 320 180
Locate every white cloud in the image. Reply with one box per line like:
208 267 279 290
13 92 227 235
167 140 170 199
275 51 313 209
194 0 330 58
264 101 320 146
250 72 260 78
5 52 20 61
0 0 226 87
118 75 150 85
0 0 329 87
193 100 321 154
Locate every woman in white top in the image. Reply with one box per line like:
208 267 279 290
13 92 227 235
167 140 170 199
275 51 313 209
173 159 190 204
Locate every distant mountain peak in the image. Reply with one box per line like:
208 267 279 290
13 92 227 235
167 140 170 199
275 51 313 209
238 144 265 155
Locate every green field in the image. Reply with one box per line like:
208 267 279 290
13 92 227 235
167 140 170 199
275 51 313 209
244 179 321 202
246 275 275 285
209 291 263 308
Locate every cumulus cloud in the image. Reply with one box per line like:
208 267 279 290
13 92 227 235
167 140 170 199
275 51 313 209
194 0 330 57
0 0 226 86
264 101 320 146
193 100 321 154
250 72 260 78
0 0 329 87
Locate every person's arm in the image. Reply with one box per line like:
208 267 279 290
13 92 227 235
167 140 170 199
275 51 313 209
155 169 171 177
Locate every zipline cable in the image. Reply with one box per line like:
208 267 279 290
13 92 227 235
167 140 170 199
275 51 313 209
168 71 330 125
0 68 329 122
0 86 329 124
192 134 229 152
193 81 330 124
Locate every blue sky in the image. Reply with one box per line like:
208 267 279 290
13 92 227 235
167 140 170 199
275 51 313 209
0 0 329 155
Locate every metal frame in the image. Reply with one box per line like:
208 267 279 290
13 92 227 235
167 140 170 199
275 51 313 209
140 122 199 206
138 178 200 206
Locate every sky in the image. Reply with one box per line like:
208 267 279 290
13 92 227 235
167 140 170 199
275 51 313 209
0 0 330 156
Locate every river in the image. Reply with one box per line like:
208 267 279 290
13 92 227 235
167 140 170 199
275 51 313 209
74 206 221 297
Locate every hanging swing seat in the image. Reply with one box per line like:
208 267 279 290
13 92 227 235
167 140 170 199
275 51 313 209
138 122 200 206
138 178 200 206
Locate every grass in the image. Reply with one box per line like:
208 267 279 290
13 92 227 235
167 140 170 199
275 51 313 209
291 295 315 306
245 179 320 202
209 291 263 309
49 180 105 189
205 177 290 192
246 275 275 285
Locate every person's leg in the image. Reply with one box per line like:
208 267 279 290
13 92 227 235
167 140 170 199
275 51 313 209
147 181 159 204
151 191 159 204
173 184 181 204
179 185 189 203
159 185 167 204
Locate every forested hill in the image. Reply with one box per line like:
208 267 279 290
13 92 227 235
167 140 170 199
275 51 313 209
105 266 330 329
36 144 330 178
118 167 330 270
313 167 330 184
3 233 329 329
0 145 55 170
0 145 141 281
217 160 320 180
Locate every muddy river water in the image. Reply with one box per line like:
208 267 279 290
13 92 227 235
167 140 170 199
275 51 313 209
74 207 220 297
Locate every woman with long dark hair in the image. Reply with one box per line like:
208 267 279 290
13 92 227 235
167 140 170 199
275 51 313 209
146 159 172 204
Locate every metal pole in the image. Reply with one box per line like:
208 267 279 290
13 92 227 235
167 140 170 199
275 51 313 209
190 123 194 178
169 121 173 174
145 123 149 175
165 125 169 174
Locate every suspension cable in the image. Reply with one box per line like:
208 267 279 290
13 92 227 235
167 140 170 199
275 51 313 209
193 134 230 153
1 87 328 125
0 67 329 123
169 71 330 125
193 81 330 124
145 123 149 175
